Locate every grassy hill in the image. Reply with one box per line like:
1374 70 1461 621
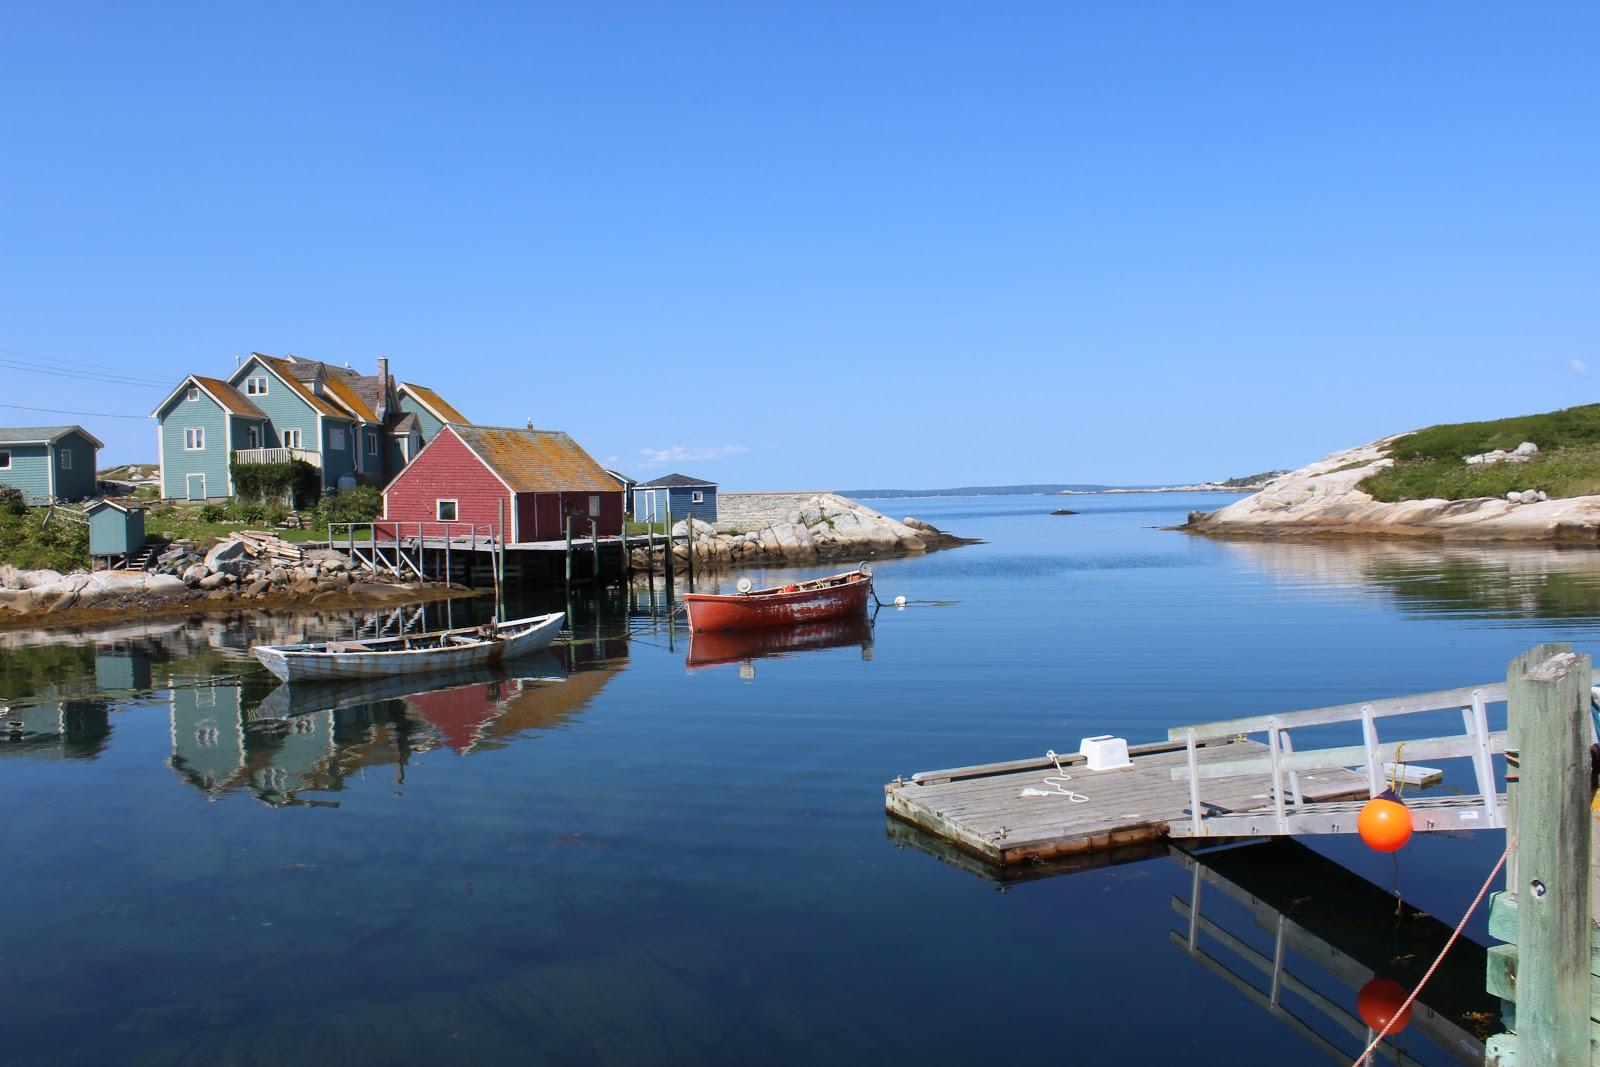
1360 404 1600 502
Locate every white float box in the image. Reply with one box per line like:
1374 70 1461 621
1078 735 1133 771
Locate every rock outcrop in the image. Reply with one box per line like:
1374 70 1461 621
1185 439 1600 543
632 493 973 570
0 531 456 627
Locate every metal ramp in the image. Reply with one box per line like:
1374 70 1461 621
1166 682 1509 839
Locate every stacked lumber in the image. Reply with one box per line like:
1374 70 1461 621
235 530 306 565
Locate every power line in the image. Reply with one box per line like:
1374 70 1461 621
0 346 180 381
0 401 150 420
0 358 169 389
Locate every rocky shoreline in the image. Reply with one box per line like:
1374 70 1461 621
1183 439 1600 544
0 534 469 631
631 493 978 569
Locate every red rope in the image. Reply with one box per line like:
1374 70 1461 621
1353 838 1513 1066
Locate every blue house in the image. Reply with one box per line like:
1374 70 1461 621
152 354 468 501
632 473 718 524
0 425 103 505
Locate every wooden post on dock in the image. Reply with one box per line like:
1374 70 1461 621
663 502 674 589
494 500 506 621
564 515 573 587
622 528 632 583
444 524 452 587
590 520 599 581
1486 643 1594 1066
685 513 694 592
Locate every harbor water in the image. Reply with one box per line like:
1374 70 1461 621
4 492 1594 1065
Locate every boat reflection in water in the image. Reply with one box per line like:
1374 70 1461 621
253 651 567 720
686 615 874 674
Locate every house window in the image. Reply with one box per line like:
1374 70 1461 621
366 433 377 456
588 495 601 517
186 387 200 402
184 428 205 450
329 428 346 451
436 500 459 522
247 427 260 448
59 450 71 470
245 376 269 396
691 490 704 504
282 428 302 449
0 451 10 469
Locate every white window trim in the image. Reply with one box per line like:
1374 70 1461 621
366 433 378 456
329 428 346 451
588 495 601 517
691 490 704 503
184 428 205 451
436 499 459 522
247 426 260 448
281 428 302 449
245 376 269 396
59 450 72 470
0 451 10 470
186 387 200 402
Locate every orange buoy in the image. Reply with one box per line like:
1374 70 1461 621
1358 788 1413 853
1356 976 1412 1033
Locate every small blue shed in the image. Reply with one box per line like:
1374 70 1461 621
88 499 146 562
0 425 103 505
632 473 717 524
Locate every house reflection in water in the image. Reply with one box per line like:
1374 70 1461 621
164 651 621 806
1 700 113 761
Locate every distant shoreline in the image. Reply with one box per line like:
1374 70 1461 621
851 486 1258 500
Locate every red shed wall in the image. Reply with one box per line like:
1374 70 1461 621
382 429 514 539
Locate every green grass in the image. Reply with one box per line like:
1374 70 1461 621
0 508 90 571
1385 404 1600 461
1359 404 1600 502
142 501 326 545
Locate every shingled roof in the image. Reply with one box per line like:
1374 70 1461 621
250 355 353 421
0 425 105 447
638 472 716 488
193 376 265 419
399 383 468 425
449 424 619 493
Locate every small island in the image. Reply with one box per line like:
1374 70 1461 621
1184 404 1600 543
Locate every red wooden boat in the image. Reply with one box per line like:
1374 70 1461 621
682 565 874 634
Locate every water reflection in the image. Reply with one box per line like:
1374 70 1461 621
686 615 875 671
1217 539 1600 625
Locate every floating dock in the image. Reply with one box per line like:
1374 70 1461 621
884 737 1371 868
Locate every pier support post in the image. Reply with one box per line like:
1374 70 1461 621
1503 643 1592 1066
663 502 674 590
591 520 599 582
565 515 573 587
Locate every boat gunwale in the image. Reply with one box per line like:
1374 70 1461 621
681 570 871 605
255 612 564 660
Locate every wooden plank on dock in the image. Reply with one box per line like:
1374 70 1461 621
884 739 1370 867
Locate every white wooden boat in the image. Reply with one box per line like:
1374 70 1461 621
252 612 565 683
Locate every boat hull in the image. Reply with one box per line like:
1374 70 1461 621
683 576 871 633
252 613 565 683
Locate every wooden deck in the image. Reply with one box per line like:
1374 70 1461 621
884 737 1371 868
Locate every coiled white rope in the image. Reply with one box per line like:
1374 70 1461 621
1019 749 1090 802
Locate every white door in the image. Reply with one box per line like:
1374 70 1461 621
186 474 206 501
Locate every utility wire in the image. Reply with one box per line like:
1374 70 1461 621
0 358 169 389
0 401 150 420
0 346 179 381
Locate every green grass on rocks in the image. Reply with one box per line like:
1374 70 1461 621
1360 404 1600 502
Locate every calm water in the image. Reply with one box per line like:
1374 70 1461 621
5 492 1599 1065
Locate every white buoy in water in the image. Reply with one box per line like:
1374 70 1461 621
894 595 907 608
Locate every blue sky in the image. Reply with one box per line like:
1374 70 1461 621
3 3 1595 488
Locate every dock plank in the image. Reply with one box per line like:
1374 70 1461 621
885 739 1371 867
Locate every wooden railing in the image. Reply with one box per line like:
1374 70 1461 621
233 447 321 467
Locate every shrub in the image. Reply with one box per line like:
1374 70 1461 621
0 486 25 517
230 459 321 507
199 503 228 522
313 485 383 530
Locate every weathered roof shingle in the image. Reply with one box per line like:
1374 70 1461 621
450 424 619 493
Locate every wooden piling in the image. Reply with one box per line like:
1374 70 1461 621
494 500 506 620
1495 645 1594 1066
663 502 674 588
564 515 573 586
590 520 599 581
